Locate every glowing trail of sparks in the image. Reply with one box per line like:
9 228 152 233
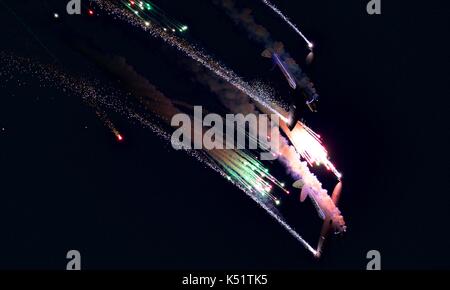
206 149 316 254
289 122 341 179
209 149 288 202
96 110 124 142
260 0 314 50
0 52 169 142
95 0 289 122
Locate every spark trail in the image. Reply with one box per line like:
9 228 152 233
209 149 288 202
96 110 124 142
288 122 342 179
260 0 314 49
123 0 188 32
206 149 317 254
95 0 288 122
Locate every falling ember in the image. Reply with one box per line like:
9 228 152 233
88 9 95 16
94 111 125 143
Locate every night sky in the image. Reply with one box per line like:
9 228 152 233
0 0 448 270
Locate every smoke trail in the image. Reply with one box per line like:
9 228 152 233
260 0 313 49
83 50 182 123
213 0 318 98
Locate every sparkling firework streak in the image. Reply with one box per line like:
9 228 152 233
272 53 297 90
95 0 289 123
206 149 317 254
122 0 188 32
288 122 341 179
260 0 314 50
208 149 288 203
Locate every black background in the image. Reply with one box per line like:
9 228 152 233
0 0 448 270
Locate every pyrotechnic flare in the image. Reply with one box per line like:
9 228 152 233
96 110 124 142
281 120 341 180
5 0 345 254
123 0 188 33
260 0 314 50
